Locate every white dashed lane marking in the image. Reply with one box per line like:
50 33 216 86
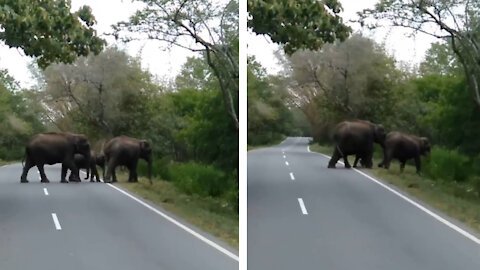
51 213 62 230
298 198 308 215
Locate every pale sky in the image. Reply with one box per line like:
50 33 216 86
0 0 200 88
248 0 440 74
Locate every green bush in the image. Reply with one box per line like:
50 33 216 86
169 162 233 197
223 169 239 211
470 177 480 198
423 147 473 182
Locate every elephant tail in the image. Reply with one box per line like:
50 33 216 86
336 144 345 158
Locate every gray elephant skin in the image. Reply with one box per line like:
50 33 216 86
20 132 91 183
378 131 431 173
72 151 105 182
104 136 152 183
327 120 386 169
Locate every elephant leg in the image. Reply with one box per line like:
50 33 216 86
414 156 422 174
20 158 34 183
105 159 116 183
128 162 138 182
343 155 351 168
66 160 80 182
92 165 100 182
383 149 393 170
85 166 90 180
400 159 406 172
112 167 118 183
353 155 361 168
37 164 50 183
328 147 341 168
378 146 388 168
61 163 69 183
363 151 373 169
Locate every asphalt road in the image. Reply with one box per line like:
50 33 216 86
0 163 238 270
248 137 480 270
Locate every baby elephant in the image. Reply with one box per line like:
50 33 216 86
378 132 431 174
70 151 104 182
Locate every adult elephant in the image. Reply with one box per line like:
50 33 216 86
327 120 386 169
71 151 104 182
103 136 152 184
20 132 91 183
378 132 431 174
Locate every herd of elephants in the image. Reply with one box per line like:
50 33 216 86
19 132 152 184
327 120 431 173
17 119 428 184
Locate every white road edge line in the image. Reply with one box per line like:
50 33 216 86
283 155 286 159
79 171 237 261
307 146 311 152
43 188 49 196
51 213 62 230
313 151 480 245
285 161 289 166
290 172 295 181
106 183 239 261
297 198 308 215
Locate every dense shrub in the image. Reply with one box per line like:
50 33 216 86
169 162 233 197
423 147 474 182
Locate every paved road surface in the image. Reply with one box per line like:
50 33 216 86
248 137 480 270
0 163 238 270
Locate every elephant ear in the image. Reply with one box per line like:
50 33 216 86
420 137 431 151
420 137 430 146
139 140 151 151
74 136 90 153
374 124 386 144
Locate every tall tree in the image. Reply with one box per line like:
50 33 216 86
286 35 401 142
248 0 351 54
0 0 105 68
39 47 157 139
359 0 480 108
113 0 239 130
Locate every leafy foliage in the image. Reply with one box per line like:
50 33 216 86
0 70 44 159
286 35 401 142
0 0 105 68
359 0 480 109
114 0 239 129
248 0 351 54
247 56 303 145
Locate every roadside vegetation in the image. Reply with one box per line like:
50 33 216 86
115 173 238 248
248 0 480 232
247 135 286 151
0 0 238 248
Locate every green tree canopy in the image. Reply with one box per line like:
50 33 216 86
113 0 239 130
359 0 480 109
285 35 401 142
0 0 105 68
248 0 351 54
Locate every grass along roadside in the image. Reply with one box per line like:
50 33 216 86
114 172 238 249
310 143 480 234
0 160 18 166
